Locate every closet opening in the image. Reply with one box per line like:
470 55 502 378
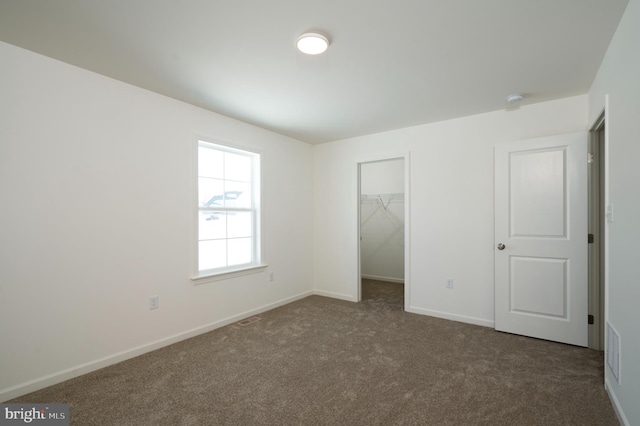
357 156 408 310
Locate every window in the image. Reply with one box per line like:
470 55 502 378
194 140 262 281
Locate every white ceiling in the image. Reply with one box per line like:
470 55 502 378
0 0 628 144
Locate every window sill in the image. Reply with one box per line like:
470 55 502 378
191 264 268 285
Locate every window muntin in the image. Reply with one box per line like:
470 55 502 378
196 140 260 276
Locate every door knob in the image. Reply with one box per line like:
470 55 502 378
497 243 505 250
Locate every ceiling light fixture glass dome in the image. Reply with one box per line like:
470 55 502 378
296 32 329 55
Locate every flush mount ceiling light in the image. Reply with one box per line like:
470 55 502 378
296 32 329 55
506 93 525 104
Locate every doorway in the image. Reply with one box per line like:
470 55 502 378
357 155 409 309
588 113 606 351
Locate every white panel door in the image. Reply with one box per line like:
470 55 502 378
494 132 588 346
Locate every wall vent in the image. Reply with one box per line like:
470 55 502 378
606 322 621 384
237 316 261 327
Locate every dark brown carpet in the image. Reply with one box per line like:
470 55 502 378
361 278 405 311
10 279 618 425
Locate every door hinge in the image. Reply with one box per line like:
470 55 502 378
588 233 594 244
588 152 595 163
588 314 594 325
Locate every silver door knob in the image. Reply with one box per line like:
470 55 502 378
497 243 505 250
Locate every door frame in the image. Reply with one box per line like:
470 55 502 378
588 109 608 350
356 152 411 308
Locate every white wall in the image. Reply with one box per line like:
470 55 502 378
588 0 640 423
360 159 404 282
0 41 314 401
313 96 588 325
360 159 404 194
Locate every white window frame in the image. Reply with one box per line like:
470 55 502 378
191 138 266 284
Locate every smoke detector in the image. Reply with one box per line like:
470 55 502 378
506 93 525 104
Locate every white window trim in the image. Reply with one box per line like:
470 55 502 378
191 137 266 283
191 264 268 285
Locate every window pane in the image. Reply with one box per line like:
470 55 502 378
198 177 224 207
198 211 226 240
198 146 223 179
224 181 251 208
199 240 226 270
227 211 252 238
228 238 252 266
197 141 260 274
225 152 252 182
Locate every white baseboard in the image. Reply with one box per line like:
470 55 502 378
313 289 356 302
406 305 494 328
0 290 314 403
605 378 630 426
312 293 493 329
361 274 404 284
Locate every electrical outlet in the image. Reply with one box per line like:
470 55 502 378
269 272 274 282
149 295 159 310
446 278 454 289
